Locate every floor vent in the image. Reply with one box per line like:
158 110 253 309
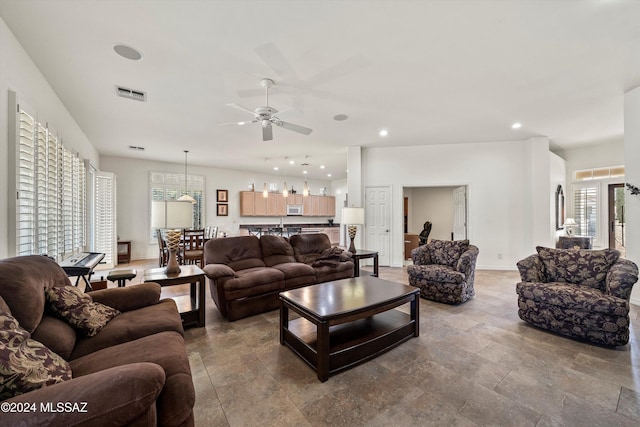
116 86 146 102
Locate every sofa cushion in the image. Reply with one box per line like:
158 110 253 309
313 261 355 283
70 331 195 427
290 233 332 262
427 239 469 268
407 265 466 285
516 281 629 316
204 235 266 271
70 299 184 360
535 247 620 291
220 267 285 300
0 255 71 333
0 310 72 400
45 286 120 337
31 315 77 360
261 235 297 266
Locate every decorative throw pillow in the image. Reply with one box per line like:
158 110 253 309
0 310 72 400
536 246 620 291
428 239 470 268
45 286 120 337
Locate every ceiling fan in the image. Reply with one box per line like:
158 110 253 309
220 78 313 141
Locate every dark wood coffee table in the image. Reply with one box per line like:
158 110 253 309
279 276 419 382
143 265 205 327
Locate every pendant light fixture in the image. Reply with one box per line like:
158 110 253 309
282 156 288 197
263 182 268 198
303 181 309 196
178 150 197 204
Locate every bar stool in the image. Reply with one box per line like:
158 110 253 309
107 269 137 288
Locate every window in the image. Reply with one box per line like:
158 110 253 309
575 166 625 181
572 184 599 244
15 103 87 260
149 171 205 235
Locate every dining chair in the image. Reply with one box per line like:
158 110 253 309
156 229 168 267
182 229 205 266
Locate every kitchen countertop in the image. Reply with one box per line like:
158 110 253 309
239 223 340 228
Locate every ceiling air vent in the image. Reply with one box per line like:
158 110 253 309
116 86 146 102
128 145 145 151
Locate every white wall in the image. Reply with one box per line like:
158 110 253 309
624 86 640 305
406 186 455 241
361 139 555 269
100 156 334 261
0 17 99 258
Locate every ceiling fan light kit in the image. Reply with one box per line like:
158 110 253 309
221 78 313 141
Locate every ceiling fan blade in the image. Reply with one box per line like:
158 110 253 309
275 121 313 136
226 103 257 116
255 43 300 80
307 54 370 86
262 125 273 141
218 120 258 126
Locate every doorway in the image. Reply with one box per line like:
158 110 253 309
364 186 391 266
608 183 626 257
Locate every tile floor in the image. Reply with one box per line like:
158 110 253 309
107 261 640 426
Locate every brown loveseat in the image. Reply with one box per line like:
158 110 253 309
0 255 195 426
204 233 354 320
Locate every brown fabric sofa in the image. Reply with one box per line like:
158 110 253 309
204 233 354 320
0 255 195 427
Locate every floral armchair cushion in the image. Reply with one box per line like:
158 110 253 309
427 239 469 268
535 246 619 291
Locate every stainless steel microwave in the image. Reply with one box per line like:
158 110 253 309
286 204 303 216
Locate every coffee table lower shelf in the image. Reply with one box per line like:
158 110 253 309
281 309 416 381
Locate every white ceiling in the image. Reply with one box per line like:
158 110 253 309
2 0 640 180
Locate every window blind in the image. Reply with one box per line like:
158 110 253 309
95 171 116 266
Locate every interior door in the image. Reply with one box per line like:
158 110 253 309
453 186 467 240
365 186 391 266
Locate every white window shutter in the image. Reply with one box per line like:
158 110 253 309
95 171 117 267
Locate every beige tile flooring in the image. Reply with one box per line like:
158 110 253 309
106 261 640 426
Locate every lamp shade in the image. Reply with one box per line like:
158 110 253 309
342 207 365 225
563 218 577 226
151 201 193 229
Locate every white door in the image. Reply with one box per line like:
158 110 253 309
453 186 467 240
365 186 391 266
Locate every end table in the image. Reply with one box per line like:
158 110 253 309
143 265 205 327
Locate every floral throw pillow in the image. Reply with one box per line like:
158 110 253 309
536 246 620 291
428 239 470 268
45 286 120 337
0 311 72 400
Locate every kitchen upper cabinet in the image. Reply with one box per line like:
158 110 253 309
240 191 255 216
240 192 336 217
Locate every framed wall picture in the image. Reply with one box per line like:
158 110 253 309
217 189 228 202
217 203 228 216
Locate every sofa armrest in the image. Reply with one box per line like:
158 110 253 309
2 362 165 427
203 264 236 280
456 246 479 278
411 244 431 266
516 254 546 283
606 258 639 300
89 283 161 312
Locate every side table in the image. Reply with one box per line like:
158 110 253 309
351 250 379 277
143 265 205 327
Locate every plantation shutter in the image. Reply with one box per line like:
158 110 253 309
573 185 599 243
16 109 36 256
95 171 117 267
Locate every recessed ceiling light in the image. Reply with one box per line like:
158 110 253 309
327 174 332 177
113 44 142 61
289 159 295 165
333 114 349 121
320 165 325 169
273 166 279 171
379 129 389 137
303 170 308 174
511 122 522 129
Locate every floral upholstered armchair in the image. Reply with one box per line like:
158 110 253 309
407 239 479 304
516 247 638 346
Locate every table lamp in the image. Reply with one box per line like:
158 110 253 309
563 218 578 236
342 207 365 253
